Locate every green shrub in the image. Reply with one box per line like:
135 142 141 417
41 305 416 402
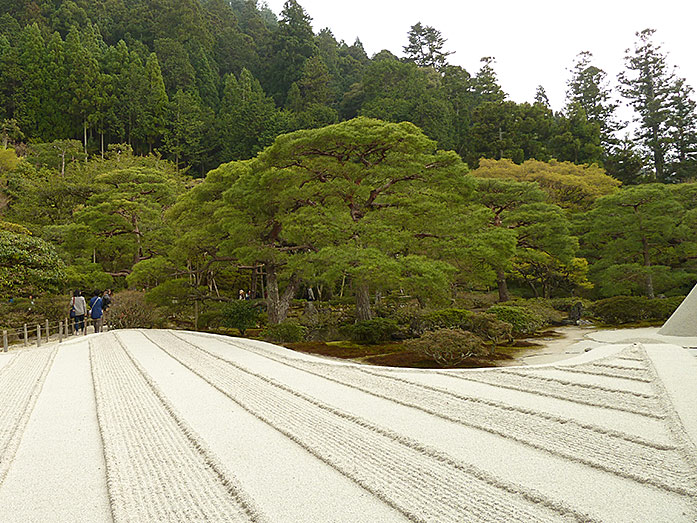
341 317 398 344
264 321 307 343
589 295 684 325
405 329 487 367
389 305 426 338
422 308 473 331
221 300 261 336
108 290 161 329
487 305 544 335
511 299 564 325
464 312 513 349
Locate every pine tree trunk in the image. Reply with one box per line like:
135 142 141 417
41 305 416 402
355 283 373 321
266 266 299 324
496 269 510 302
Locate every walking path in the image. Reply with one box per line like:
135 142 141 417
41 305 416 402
0 328 695 522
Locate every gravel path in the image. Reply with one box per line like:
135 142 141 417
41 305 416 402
0 329 695 522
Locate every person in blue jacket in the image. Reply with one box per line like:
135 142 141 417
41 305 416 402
89 291 104 333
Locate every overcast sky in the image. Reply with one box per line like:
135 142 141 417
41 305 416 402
263 0 696 114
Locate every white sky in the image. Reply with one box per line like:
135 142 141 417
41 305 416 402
263 0 697 114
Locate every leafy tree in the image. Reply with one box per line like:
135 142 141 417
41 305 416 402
579 184 690 297
470 177 577 300
472 158 620 210
0 230 66 298
403 22 453 70
222 117 466 322
73 167 183 277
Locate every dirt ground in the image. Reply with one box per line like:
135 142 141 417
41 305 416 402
499 326 599 366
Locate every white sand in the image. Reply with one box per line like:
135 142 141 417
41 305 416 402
0 339 111 522
0 327 695 522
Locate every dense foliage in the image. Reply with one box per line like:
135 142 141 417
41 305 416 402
1 1 696 347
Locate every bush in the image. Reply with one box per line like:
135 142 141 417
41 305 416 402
487 305 544 335
341 317 398 344
263 321 307 343
108 290 161 329
405 329 487 367
422 308 473 331
589 295 684 325
389 305 426 338
511 299 564 325
464 312 513 349
221 300 261 336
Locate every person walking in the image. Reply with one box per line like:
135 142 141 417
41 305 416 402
71 290 87 334
89 291 104 333
101 289 112 330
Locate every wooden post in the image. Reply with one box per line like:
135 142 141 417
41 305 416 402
3 330 7 352
45 319 50 342
58 321 63 343
66 317 71 336
24 324 28 346
36 325 41 347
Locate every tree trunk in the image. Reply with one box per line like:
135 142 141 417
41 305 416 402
83 119 88 155
266 266 299 324
355 283 373 321
496 269 510 302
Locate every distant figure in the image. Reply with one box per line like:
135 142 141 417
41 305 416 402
90 291 104 333
244 290 251 300
71 290 87 334
101 289 112 331
239 289 245 300
102 289 112 311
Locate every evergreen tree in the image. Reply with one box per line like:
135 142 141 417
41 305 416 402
218 68 287 161
403 22 453 70
265 0 316 105
618 29 675 181
14 23 45 138
473 57 506 104
64 26 99 153
666 77 697 181
566 51 621 150
534 85 550 107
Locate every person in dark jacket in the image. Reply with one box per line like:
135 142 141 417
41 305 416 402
89 291 104 333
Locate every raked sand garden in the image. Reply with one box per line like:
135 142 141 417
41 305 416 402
0 327 696 522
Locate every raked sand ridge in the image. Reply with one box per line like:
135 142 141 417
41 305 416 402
0 328 695 522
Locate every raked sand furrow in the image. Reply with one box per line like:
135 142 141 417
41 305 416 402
210 336 696 497
90 334 264 522
550 363 653 382
0 346 57 486
146 330 591 523
450 368 661 417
